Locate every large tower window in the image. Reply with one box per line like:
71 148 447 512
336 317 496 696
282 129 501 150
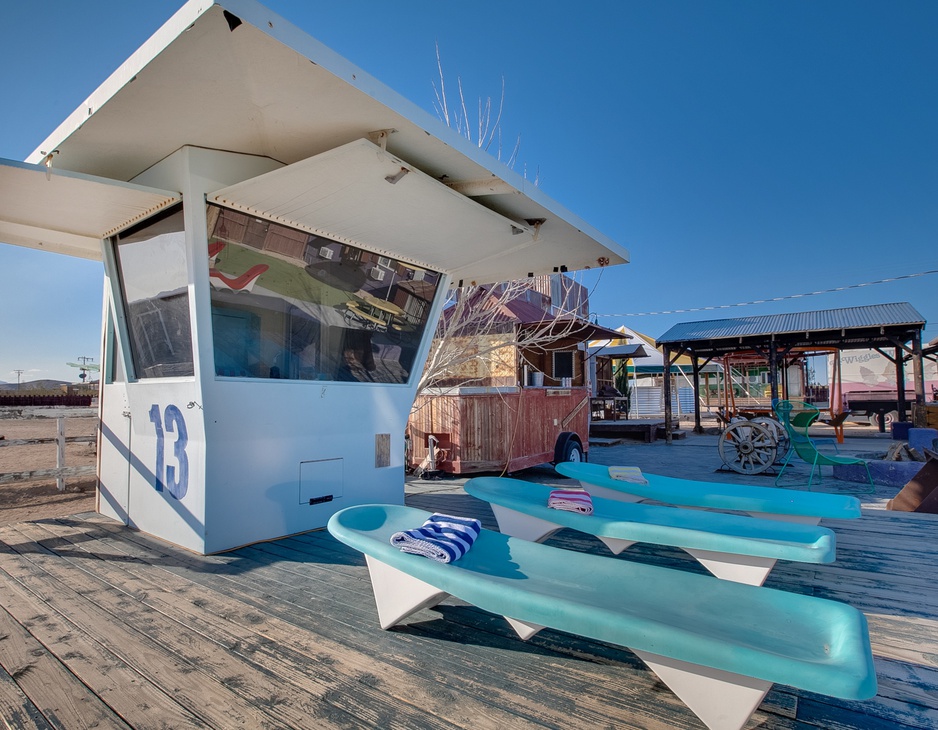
114 204 194 378
206 204 441 384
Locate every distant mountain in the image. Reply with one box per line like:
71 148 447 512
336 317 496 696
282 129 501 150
0 379 70 391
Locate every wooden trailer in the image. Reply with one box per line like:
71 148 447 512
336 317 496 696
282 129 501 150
408 288 617 475
410 385 591 475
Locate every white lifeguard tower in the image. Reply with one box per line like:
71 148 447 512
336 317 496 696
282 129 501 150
0 0 628 554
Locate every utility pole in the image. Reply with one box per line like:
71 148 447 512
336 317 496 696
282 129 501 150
14 369 24 389
76 356 95 382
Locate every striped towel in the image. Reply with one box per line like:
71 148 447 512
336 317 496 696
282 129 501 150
390 513 482 563
547 489 593 515
608 466 648 485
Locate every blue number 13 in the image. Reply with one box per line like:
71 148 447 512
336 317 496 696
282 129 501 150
148 404 189 500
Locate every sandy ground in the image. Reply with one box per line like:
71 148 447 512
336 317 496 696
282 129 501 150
0 417 98 525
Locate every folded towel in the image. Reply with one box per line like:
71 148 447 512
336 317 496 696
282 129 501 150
390 513 481 563
548 489 593 515
608 466 648 485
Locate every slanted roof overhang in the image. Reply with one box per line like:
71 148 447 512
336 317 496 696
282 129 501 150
0 159 181 260
587 343 650 360
516 318 625 345
9 0 628 283
656 302 926 358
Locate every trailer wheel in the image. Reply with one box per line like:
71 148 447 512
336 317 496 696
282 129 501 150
868 411 900 429
554 433 584 464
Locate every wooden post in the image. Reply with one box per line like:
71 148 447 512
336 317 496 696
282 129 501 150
692 355 702 434
896 346 907 423
768 341 779 405
56 417 66 491
912 331 927 426
663 345 673 444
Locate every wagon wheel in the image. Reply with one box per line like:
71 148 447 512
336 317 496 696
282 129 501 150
751 416 788 461
718 421 778 475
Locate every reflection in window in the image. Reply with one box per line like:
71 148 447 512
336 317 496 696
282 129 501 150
115 205 194 378
206 204 441 384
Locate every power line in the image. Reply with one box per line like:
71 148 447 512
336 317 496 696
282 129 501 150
593 268 938 318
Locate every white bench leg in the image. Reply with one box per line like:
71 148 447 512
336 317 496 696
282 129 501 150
364 556 449 629
633 650 771 730
491 504 563 542
493 504 637 555
504 617 545 640
683 549 778 586
596 536 638 555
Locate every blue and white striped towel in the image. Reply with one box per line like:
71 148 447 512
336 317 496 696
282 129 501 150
390 513 482 563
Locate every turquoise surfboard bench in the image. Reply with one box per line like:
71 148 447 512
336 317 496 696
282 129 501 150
464 476 836 585
328 504 876 730
556 462 861 525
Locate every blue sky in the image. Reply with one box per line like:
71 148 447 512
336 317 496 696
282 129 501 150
2 0 936 383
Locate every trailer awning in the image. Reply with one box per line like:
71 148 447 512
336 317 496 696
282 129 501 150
210 139 543 279
0 158 181 260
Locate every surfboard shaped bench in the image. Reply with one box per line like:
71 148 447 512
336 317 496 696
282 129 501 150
556 462 861 525
464 477 836 585
327 504 876 730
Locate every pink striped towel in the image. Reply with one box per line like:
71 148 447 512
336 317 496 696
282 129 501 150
548 489 593 515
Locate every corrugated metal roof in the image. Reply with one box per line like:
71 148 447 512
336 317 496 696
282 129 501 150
657 302 925 344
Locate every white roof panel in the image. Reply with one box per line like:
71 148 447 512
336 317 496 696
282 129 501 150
211 139 613 282
0 159 181 260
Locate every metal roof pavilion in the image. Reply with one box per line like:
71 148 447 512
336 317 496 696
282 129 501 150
655 302 929 439
657 302 925 355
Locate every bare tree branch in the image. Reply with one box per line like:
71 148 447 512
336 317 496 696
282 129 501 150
433 46 526 172
457 77 470 140
432 42 449 126
482 77 506 153
415 275 596 399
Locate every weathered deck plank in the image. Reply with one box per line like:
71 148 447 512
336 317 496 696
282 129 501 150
1 487 936 729
0 619 57 730
0 595 130 730
0 525 296 730
0 569 209 729
58 518 700 729
9 520 545 730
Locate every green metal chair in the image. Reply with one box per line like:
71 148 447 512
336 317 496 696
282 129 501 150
774 400 874 493
771 400 838 463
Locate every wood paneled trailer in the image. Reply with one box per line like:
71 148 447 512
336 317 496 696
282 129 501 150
409 386 590 475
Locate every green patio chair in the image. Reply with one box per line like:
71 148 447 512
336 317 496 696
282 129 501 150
771 400 839 462
775 400 874 493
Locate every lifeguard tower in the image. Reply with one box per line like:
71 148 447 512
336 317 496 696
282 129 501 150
0 0 628 553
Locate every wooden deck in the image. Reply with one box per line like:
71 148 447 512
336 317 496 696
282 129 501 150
1 488 937 729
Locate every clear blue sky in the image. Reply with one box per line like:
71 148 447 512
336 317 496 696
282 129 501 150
2 0 936 383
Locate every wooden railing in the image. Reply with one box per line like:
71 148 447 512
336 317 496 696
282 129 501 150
0 406 98 490
0 394 94 407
